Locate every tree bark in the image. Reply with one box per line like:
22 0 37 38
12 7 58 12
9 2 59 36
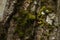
56 0 60 40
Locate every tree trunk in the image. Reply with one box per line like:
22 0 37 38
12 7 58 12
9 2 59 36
56 0 60 40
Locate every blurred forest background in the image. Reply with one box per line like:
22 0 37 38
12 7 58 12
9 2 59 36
0 0 60 40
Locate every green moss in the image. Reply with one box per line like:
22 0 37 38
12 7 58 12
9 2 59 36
13 2 56 39
27 14 35 19
41 0 46 2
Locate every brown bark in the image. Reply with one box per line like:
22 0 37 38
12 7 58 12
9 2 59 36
56 0 60 40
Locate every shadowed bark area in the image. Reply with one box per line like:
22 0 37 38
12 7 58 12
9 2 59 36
3 0 25 40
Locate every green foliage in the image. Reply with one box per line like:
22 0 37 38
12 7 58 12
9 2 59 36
13 0 56 39
38 6 53 15
14 6 56 40
36 5 57 39
28 13 35 19
13 9 35 38
41 0 47 2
